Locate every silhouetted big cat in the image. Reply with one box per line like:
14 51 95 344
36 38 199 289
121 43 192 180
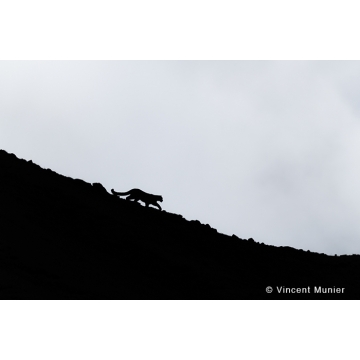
111 188 163 210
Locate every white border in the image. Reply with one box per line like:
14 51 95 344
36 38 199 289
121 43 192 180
0 301 357 359
1 0 360 59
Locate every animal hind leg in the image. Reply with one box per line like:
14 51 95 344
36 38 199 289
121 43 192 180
126 195 139 203
131 196 141 204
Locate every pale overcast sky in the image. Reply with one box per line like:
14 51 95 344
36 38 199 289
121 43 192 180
1 61 360 255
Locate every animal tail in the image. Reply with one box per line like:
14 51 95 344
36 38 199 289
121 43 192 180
111 189 131 196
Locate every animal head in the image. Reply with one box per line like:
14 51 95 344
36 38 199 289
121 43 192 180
157 195 163 202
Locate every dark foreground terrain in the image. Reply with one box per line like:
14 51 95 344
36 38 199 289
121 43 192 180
1 149 359 299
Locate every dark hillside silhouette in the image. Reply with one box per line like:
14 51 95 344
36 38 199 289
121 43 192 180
0 148 359 299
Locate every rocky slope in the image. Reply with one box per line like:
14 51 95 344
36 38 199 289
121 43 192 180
0 149 359 299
